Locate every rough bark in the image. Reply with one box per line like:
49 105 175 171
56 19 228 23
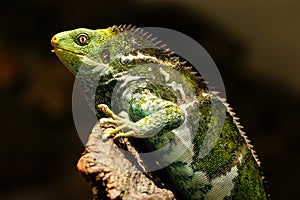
77 122 175 200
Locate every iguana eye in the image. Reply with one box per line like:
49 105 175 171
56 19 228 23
76 34 89 45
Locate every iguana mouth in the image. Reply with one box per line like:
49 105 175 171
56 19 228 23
52 47 85 56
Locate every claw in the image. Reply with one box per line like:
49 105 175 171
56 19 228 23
107 124 126 135
102 130 112 141
98 104 115 118
113 130 136 140
102 125 129 140
99 118 118 126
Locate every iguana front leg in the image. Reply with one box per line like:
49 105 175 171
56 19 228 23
98 104 138 139
98 92 185 140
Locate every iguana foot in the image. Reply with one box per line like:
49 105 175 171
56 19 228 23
98 104 138 140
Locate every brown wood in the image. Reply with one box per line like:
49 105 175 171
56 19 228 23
77 123 175 200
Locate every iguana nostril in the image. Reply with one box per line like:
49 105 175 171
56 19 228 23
51 36 59 46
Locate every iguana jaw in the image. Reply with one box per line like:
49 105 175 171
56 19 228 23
52 47 84 56
53 47 114 78
52 47 87 75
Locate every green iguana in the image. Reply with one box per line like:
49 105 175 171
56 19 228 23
51 25 270 200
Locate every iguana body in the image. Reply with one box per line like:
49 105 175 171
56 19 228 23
51 25 269 199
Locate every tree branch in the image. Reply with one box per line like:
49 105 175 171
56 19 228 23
77 123 175 200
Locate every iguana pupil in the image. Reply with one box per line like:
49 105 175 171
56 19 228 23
76 33 89 45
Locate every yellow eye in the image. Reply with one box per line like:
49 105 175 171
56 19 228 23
76 34 89 45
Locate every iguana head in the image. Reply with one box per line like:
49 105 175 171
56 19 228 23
51 28 115 75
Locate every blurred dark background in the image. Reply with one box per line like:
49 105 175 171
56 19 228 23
0 0 299 199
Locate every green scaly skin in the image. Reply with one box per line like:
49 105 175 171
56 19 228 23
51 25 270 200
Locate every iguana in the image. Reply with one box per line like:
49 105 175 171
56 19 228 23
51 25 270 199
